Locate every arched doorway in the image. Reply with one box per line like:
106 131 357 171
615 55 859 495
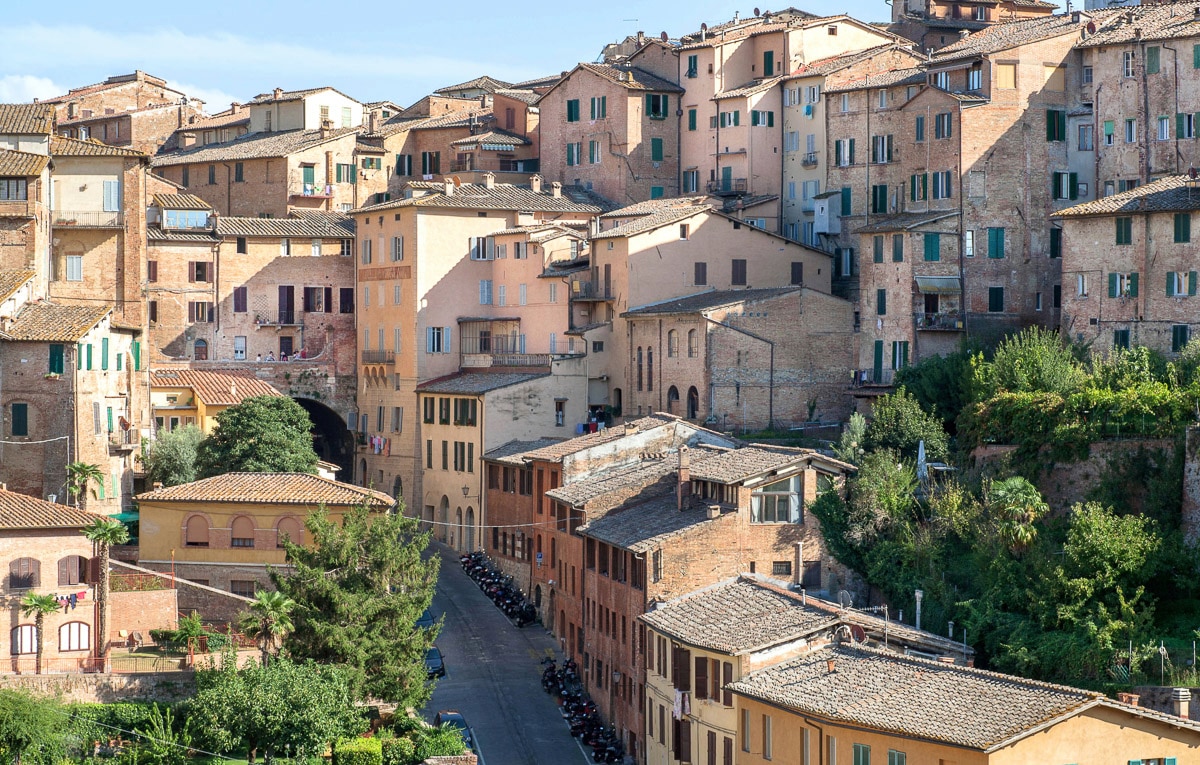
438 496 450 544
547 589 556 632
454 507 463 550
667 386 680 414
193 339 208 360
358 459 367 486
294 398 354 479
391 476 403 503
687 386 699 419
465 507 475 551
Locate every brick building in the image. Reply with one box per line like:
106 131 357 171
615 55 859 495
481 437 561 594
621 287 855 431
173 103 250 149
538 61 684 205
889 0 1058 53
1055 174 1200 354
0 104 54 280
136 472 393 594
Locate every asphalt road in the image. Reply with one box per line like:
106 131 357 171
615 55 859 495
424 543 591 765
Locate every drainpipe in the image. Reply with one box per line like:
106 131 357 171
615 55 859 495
1162 43 1181 174
702 316 774 429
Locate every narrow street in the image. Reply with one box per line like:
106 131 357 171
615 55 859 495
424 544 591 765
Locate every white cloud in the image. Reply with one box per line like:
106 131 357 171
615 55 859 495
0 75 64 102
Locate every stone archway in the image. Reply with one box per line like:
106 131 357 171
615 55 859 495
294 397 354 479
465 507 475 551
454 507 463 551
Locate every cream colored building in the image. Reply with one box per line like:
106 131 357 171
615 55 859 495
150 368 282 434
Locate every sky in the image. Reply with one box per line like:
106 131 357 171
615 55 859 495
0 0 891 111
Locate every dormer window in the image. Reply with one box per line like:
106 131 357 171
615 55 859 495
164 210 210 229
751 475 802 523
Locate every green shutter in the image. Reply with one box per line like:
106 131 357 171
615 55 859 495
651 138 664 162
873 340 884 383
688 109 696 130
1148 46 1160 74
910 175 917 201
874 236 884 263
1059 110 1067 140
11 404 27 437
86 343 93 370
1104 120 1114 136
924 233 940 261
1129 272 1139 297
731 108 738 126
1069 172 1078 200
1168 272 1177 297
876 288 886 315
48 344 63 375
1050 227 1062 258
101 337 109 370
601 96 607 118
922 173 928 200
350 164 356 183
132 341 141 371
1190 271 1198 295
767 111 774 127
764 50 774 76
1194 43 1200 68
77 343 83 369
1179 113 1187 139
1108 272 1119 298
1046 109 1055 141
335 164 343 183
848 138 855 163
841 187 851 216
106 406 113 433
892 234 903 262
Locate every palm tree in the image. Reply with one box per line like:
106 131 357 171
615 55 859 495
82 517 129 663
66 462 105 509
989 476 1050 554
238 590 296 666
20 593 61 674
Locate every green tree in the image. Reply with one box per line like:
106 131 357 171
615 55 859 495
987 476 1049 554
188 656 366 763
272 504 438 707
125 704 193 765
82 516 130 663
144 425 205 487
862 387 949 462
975 326 1086 398
195 396 318 479
0 690 63 765
832 412 867 466
66 461 105 508
238 591 296 667
894 347 975 431
18 594 60 675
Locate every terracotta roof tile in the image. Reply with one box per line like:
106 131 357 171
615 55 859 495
511 73 564 90
598 196 710 219
622 287 803 316
0 488 98 530
729 644 1100 750
51 136 146 158
714 76 784 100
247 86 360 105
483 438 566 465
788 45 903 78
0 149 49 177
0 302 111 342
826 67 927 93
495 89 541 105
571 64 684 94
1056 174 1200 217
1077 4 1200 47
0 270 35 302
932 13 1086 61
546 455 681 508
854 210 960 233
147 227 217 243
520 414 684 462
135 472 394 506
216 214 354 239
151 127 359 167
414 371 549 395
578 492 719 552
689 445 853 483
358 182 613 214
287 208 357 235
181 108 250 132
450 129 532 147
151 368 282 406
593 203 713 240
0 104 55 135
436 76 513 94
152 193 212 210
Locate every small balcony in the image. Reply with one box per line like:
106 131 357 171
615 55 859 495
852 368 896 388
570 281 614 301
108 430 138 453
450 160 475 173
707 178 748 196
0 200 34 218
52 210 123 228
255 311 303 326
362 349 395 364
290 183 334 199
462 352 551 369
801 152 818 167
914 312 965 331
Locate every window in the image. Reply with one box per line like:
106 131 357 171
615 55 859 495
1174 324 1192 352
910 173 928 201
420 151 440 175
987 227 1005 258
66 255 83 282
853 744 871 765
933 71 949 90
892 340 910 370
997 63 1016 89
871 134 893 163
1083 65 1094 84
914 115 925 142
964 230 974 257
988 286 1005 313
1052 171 1078 200
1079 124 1094 151
934 112 952 139
1158 116 1171 141
1116 216 1133 245
188 302 213 323
231 580 257 598
11 625 36 655
1124 51 1136 77
1125 118 1137 143
1167 271 1197 297
1046 109 1067 141
1050 228 1062 258
892 235 903 262
694 262 707 286
650 137 664 162
833 138 855 166
967 65 982 91
1176 213 1192 243
932 171 953 200
719 110 740 127
923 233 940 261
876 288 887 316
646 94 669 120
791 262 804 285
231 516 255 547
751 476 801 523
751 110 775 127
0 178 27 200
9 557 39 589
59 621 90 652
1077 273 1090 297
426 326 451 353
741 709 751 752
763 715 773 760
208 164 217 185
479 279 492 305
731 259 747 286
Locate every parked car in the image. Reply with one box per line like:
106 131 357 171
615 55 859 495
433 709 474 751
425 645 446 678
417 608 435 630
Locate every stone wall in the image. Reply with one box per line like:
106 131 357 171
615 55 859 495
0 671 195 703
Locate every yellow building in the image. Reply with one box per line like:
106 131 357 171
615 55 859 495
136 472 393 595
150 368 282 433
729 643 1200 765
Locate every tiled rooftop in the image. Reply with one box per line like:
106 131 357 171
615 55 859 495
358 181 613 215
181 108 250 132
788 44 901 78
570 64 685 94
216 215 354 239
933 13 1086 61
520 414 683 462
0 302 111 342
51 136 146 158
713 76 784 101
288 208 357 235
0 103 55 135
1056 174 1200 217
826 67 926 93
495 89 541 105
690 445 853 483
414 371 549 395
1077 4 1200 47
151 368 282 406
729 643 1103 750
593 203 712 240
854 210 960 233
577 492 719 552
150 127 359 167
436 75 513 94
0 270 35 302
152 193 212 211
622 287 803 317
546 455 683 508
0 149 49 177
147 227 218 243
247 86 358 104
0 488 99 531
599 196 710 219
135 472 394 506
450 129 531 147
483 438 565 466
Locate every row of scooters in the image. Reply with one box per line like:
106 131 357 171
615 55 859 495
459 550 538 626
541 657 626 763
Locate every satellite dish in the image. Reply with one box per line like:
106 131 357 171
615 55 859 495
452 175 462 187
850 625 867 643
1086 21 1096 34
701 22 708 30
837 590 853 608
661 31 669 42
754 7 761 16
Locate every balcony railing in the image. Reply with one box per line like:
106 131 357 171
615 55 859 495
462 352 551 369
362 349 395 364
108 430 138 452
852 368 896 387
450 160 475 173
52 211 123 228
801 152 818 167
290 183 334 198
915 312 965 331
0 200 34 218
707 178 748 196
570 281 614 300
255 311 302 326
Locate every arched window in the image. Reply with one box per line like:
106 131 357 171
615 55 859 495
58 622 90 652
10 625 36 654
276 517 303 548
8 557 39 589
612 388 622 417
231 516 255 547
193 339 208 360
687 329 698 358
185 515 209 547
667 330 678 357
58 555 88 586
667 386 680 413
636 348 644 391
391 476 403 500
647 348 654 391
687 386 700 420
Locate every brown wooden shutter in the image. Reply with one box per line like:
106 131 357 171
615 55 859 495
187 262 196 282
722 661 733 706
87 557 101 585
205 262 214 283
694 656 708 699
679 719 692 762
58 557 69 586
711 658 721 699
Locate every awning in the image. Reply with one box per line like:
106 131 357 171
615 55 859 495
915 276 961 295
110 512 139 523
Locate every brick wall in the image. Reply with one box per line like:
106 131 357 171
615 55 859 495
3 672 196 703
109 588 178 644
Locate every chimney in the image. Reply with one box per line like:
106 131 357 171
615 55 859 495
734 10 740 22
320 119 332 139
624 422 639 436
483 171 496 189
706 505 721 519
230 102 241 114
959 29 970 39
1071 10 1081 22
793 541 803 588
529 174 543 193
0 482 6 491
443 178 455 196
1117 691 1141 706
273 87 283 100
1174 688 1192 719
948 620 955 639
637 30 645 45
153 482 164 491
826 658 836 673
369 111 380 133
676 446 691 510
551 181 562 198
914 589 924 630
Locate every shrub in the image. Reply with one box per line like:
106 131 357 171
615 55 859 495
381 737 416 765
334 737 382 765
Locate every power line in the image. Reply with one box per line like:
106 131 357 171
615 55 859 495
0 435 67 445
46 705 235 760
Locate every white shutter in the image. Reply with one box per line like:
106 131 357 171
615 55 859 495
444 327 452 354
498 285 506 306
426 327 434 352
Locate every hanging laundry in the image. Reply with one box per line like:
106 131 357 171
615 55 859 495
69 593 78 610
673 689 683 720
